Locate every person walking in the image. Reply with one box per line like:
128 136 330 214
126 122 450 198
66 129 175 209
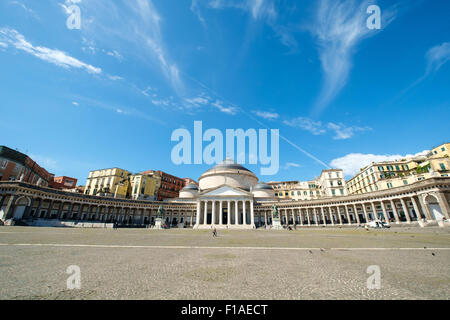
212 226 217 237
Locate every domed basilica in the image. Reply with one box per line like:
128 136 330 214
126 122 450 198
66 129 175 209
178 159 275 229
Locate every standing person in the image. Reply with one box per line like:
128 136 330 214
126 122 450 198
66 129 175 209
212 226 217 237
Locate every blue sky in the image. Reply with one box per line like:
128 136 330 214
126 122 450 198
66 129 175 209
1 0 449 184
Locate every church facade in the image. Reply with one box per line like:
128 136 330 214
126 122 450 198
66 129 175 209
1 159 450 229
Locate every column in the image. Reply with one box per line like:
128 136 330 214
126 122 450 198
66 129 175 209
227 201 231 226
306 209 311 226
400 198 411 223
35 199 43 219
380 201 388 222
212 201 216 226
299 209 303 226
46 200 54 219
22 197 35 219
411 197 422 221
284 209 288 226
337 206 343 225
314 208 318 226
352 204 360 224
371 202 377 220
346 205 352 225
219 201 223 226
234 200 238 225
321 207 326 225
362 203 369 222
243 201 247 225
390 199 401 224
196 201 200 226
203 200 208 225
250 201 255 227
291 209 295 226
418 195 433 220
3 195 17 220
330 207 335 226
264 210 267 227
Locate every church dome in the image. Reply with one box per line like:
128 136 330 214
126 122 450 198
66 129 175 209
252 182 275 198
198 159 258 191
179 183 199 198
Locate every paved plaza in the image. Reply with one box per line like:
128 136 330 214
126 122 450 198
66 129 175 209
0 226 449 300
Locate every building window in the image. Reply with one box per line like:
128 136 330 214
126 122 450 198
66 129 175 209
440 163 446 170
403 180 408 185
442 147 446 151
1 160 7 169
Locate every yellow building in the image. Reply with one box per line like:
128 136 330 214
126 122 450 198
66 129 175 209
268 169 346 200
347 144 450 195
130 172 161 200
429 142 450 158
84 168 131 198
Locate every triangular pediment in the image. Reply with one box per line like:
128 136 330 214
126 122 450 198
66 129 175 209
200 185 252 197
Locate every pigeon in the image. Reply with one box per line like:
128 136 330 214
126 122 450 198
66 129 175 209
309 250 313 254
424 246 427 249
432 253 435 256
320 248 325 252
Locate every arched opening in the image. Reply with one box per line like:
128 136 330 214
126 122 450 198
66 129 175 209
424 195 444 220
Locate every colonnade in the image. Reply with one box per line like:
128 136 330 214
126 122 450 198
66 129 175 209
195 199 255 228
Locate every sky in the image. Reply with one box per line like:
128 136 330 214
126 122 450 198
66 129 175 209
1 0 449 185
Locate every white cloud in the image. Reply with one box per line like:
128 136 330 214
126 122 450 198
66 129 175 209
284 116 371 140
327 122 371 140
105 49 123 61
309 0 396 114
330 150 430 177
282 162 301 170
10 1 39 19
283 117 326 135
0 28 102 74
209 0 276 20
425 42 450 75
108 75 123 81
185 96 210 107
78 0 183 94
402 42 450 94
252 110 279 120
72 101 79 106
0 41 7 48
212 100 238 115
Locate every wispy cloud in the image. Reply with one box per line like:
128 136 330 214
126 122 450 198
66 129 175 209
330 150 429 177
252 110 279 120
78 0 183 94
211 100 238 115
399 42 450 95
0 27 102 74
282 162 302 170
284 116 371 139
208 0 276 20
309 0 396 114
284 117 326 135
200 0 298 51
9 1 39 19
327 122 371 140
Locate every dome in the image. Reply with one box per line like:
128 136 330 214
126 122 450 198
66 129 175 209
182 183 198 191
203 158 252 174
198 158 258 191
252 181 275 198
253 182 273 190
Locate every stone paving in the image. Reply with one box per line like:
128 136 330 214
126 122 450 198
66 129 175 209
0 226 449 299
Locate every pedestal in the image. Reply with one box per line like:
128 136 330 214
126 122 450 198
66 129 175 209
153 217 165 229
272 217 282 230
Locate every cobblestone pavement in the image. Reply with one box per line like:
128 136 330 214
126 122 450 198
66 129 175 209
0 226 449 299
